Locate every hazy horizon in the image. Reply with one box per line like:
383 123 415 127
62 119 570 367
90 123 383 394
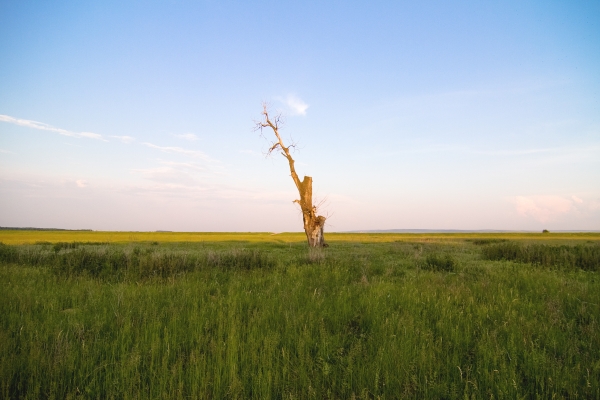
1 1 599 232
2 226 599 235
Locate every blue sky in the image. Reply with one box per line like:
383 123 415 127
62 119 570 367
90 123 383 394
1 0 599 231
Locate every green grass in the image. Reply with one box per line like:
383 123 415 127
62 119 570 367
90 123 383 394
0 243 275 282
1 235 599 398
482 241 600 271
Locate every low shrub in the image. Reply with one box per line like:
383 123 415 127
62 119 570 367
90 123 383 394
207 249 275 270
421 253 455 272
0 242 19 264
482 242 600 271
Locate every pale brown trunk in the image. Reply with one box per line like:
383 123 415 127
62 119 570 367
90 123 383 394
304 214 326 247
256 105 327 248
298 176 327 248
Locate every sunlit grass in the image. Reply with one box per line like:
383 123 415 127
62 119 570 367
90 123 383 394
1 230 598 245
1 237 599 398
482 241 600 271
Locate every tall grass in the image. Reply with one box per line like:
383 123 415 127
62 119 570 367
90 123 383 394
1 240 599 398
0 243 274 282
482 241 600 271
420 253 456 272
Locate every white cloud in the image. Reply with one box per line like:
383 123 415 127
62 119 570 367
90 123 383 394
131 159 216 187
0 114 107 141
111 135 135 143
75 179 88 188
142 142 210 159
0 173 301 231
80 132 104 140
239 149 262 158
174 133 198 141
572 195 583 204
512 195 573 222
158 160 206 171
131 166 187 184
0 148 11 154
279 94 309 116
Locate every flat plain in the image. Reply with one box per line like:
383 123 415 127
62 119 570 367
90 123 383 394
1 231 599 399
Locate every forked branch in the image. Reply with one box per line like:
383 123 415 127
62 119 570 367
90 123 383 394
254 103 302 192
255 103 327 247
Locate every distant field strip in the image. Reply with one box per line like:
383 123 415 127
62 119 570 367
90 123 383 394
1 230 599 244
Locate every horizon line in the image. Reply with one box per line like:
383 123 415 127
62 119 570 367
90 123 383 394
1 227 599 233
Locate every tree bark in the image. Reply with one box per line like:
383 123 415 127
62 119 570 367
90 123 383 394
256 105 327 247
298 176 326 247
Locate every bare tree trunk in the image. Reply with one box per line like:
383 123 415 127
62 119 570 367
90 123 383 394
255 105 327 248
298 176 327 247
305 214 326 247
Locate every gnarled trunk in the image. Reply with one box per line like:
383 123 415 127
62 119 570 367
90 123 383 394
298 176 327 247
256 105 327 248
305 214 326 247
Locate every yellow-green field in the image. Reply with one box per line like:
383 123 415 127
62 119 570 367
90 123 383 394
1 229 598 245
1 231 599 398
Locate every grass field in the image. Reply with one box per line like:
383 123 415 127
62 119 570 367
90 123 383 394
1 231 599 398
1 230 599 245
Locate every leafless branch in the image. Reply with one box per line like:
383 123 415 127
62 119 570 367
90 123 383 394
254 102 327 247
254 103 304 191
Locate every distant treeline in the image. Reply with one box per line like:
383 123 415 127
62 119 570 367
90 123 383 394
0 227 93 231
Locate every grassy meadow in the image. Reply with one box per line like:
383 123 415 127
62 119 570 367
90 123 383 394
1 231 599 398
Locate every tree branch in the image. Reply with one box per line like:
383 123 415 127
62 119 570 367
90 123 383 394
257 103 302 191
255 103 327 247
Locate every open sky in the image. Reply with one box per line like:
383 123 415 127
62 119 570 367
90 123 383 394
1 1 599 232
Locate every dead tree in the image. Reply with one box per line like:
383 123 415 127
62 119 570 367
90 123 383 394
255 104 327 248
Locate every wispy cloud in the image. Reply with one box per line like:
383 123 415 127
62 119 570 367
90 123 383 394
173 133 198 141
131 166 194 185
76 179 88 188
80 132 104 140
111 135 135 143
158 160 206 171
572 195 583 204
142 142 210 159
278 94 309 116
0 148 11 154
121 177 294 203
511 195 573 222
0 114 107 141
131 159 218 187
